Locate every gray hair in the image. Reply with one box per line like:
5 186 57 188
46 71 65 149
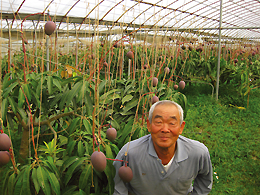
148 100 184 126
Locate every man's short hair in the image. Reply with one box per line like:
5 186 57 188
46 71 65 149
148 100 184 126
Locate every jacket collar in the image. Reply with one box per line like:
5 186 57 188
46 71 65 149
148 135 188 162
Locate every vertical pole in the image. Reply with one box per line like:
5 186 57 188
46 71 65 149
128 59 131 79
46 36 49 71
33 21 38 72
7 21 12 74
75 23 78 68
56 30 58 71
216 0 223 101
67 22 69 53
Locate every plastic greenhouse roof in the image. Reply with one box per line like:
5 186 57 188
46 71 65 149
1 0 260 41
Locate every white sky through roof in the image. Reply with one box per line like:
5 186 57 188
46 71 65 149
0 0 260 40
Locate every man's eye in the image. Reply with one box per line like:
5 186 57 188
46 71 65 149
155 121 162 124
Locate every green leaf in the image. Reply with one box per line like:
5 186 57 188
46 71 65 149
79 163 92 190
79 189 87 195
110 144 119 155
47 76 53 95
99 89 121 102
122 94 133 104
118 119 134 148
53 78 62 92
18 87 25 108
22 83 31 101
121 98 138 115
32 168 40 194
66 82 82 106
46 169 60 195
37 165 51 195
1 98 8 123
83 119 92 134
17 107 27 123
58 135 68 147
50 93 63 108
2 74 14 88
98 80 107 94
124 84 134 95
104 160 115 195
7 172 17 195
59 90 69 109
30 90 41 108
61 185 77 195
62 156 80 172
8 96 17 114
77 141 85 157
22 165 31 195
13 170 24 195
64 157 87 185
46 156 60 176
110 119 120 131
105 144 114 159
3 81 19 98
85 91 93 116
67 140 77 156
67 117 81 134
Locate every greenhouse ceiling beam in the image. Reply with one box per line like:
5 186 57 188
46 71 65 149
151 27 260 31
1 27 259 43
1 12 145 29
3 12 260 33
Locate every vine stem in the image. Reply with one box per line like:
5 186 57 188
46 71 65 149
9 148 18 174
20 86 38 160
106 158 128 164
88 27 143 80
20 12 52 81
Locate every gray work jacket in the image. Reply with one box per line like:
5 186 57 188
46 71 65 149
113 134 213 195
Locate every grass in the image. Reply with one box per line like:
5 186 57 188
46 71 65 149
182 84 260 194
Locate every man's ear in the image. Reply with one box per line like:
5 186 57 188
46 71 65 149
146 119 151 132
179 121 186 135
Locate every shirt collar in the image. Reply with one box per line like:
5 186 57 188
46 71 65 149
148 135 188 162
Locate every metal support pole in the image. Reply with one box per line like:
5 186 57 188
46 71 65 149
32 21 38 72
75 23 78 67
67 22 69 53
216 0 223 101
46 36 50 71
128 59 131 79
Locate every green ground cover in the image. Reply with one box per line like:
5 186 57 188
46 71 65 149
182 84 260 194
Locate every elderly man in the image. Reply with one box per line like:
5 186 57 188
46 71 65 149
113 100 213 195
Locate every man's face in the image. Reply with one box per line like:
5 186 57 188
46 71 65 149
147 103 185 152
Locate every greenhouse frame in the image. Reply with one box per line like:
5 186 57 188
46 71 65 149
0 1 260 194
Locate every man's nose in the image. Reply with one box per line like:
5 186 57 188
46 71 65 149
161 123 170 132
